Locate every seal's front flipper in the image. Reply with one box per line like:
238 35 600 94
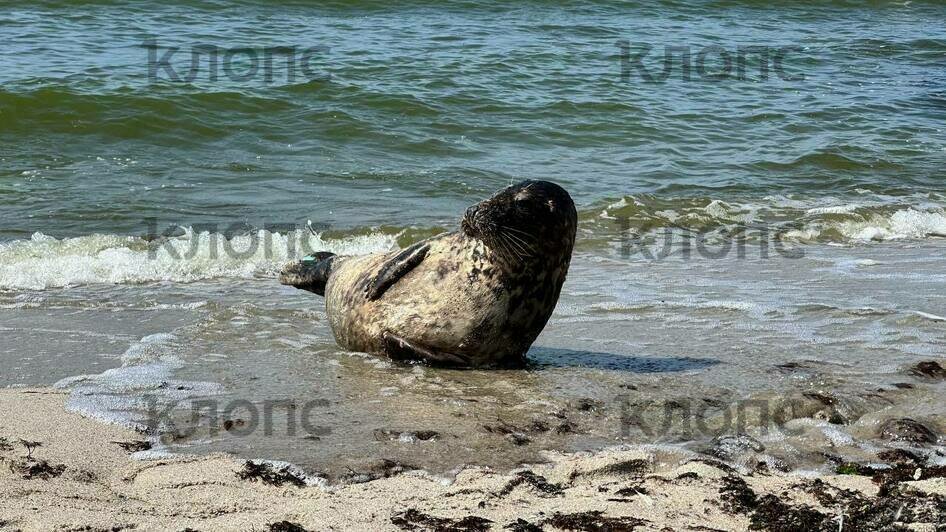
382 332 470 367
279 252 336 296
365 242 430 301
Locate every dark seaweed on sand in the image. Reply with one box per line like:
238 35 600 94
391 509 492 532
717 467 946 530
504 518 543 532
269 521 309 532
496 471 563 497
236 461 306 488
340 458 416 484
546 511 647 531
111 440 152 453
8 458 66 480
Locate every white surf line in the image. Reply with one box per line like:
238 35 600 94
914 310 946 322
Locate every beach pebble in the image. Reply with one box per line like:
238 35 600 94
879 418 939 445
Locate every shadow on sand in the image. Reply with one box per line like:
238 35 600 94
526 346 721 373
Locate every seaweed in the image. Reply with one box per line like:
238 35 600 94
545 511 646 531
391 509 492 532
111 440 152 453
268 521 308 532
876 448 923 464
747 495 830 531
843 488 946 528
497 471 563 497
236 461 306 488
8 458 66 480
719 475 758 514
503 518 543 532
872 464 946 494
728 468 946 529
585 458 651 478
909 360 946 379
341 459 415 484
834 463 872 476
614 485 649 497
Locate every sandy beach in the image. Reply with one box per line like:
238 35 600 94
0 388 943 531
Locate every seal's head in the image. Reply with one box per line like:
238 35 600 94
461 180 577 271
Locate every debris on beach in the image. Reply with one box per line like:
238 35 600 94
111 440 152 453
237 461 308 488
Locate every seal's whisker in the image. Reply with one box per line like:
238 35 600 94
498 234 527 260
491 234 519 261
503 225 538 240
502 236 528 258
496 238 520 262
500 229 538 252
499 233 522 258
502 231 535 253
499 230 534 256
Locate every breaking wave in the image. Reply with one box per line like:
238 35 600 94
3 190 946 292
584 192 946 246
0 228 396 290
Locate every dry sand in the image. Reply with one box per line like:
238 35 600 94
0 388 943 531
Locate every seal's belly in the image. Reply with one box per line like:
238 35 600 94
324 236 511 364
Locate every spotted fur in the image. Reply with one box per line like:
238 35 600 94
293 180 577 368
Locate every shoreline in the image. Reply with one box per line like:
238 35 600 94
1 388 943 531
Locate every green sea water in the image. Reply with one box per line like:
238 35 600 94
2 0 945 243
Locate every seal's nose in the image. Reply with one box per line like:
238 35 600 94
462 205 479 236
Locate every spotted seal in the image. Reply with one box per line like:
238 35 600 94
279 180 577 368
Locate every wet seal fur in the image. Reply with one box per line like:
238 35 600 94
280 180 577 368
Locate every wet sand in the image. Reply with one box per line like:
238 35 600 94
1 388 943 531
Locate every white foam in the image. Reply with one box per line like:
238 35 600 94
0 228 396 290
805 204 863 215
697 300 758 312
835 209 946 242
914 311 946 322
55 332 223 432
785 207 946 243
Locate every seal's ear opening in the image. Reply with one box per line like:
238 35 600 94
279 252 336 296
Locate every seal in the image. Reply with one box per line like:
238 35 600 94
279 180 577 368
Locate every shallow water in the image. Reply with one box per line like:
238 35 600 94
2 239 944 478
1 0 945 478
